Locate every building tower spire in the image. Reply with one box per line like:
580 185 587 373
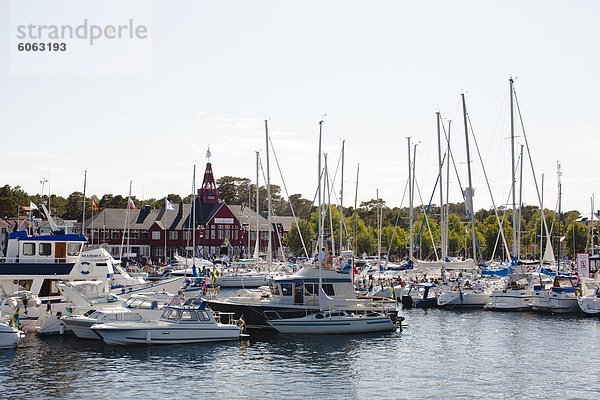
198 147 219 204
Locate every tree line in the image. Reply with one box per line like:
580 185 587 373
1 180 597 260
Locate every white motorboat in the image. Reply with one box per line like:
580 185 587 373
62 292 174 340
0 319 24 349
266 309 396 334
484 273 551 312
437 283 491 308
577 287 600 316
532 275 581 314
91 300 241 345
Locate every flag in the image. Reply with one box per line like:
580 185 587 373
165 198 175 211
389 283 396 300
206 147 211 159
29 201 38 210
91 196 100 211
128 198 137 210
211 268 219 283
238 314 246 333
10 311 19 329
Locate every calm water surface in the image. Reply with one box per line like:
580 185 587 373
1 309 598 399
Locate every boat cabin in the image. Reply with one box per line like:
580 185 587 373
3 231 86 264
267 266 356 307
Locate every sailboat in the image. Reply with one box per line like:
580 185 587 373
437 95 491 308
266 121 396 334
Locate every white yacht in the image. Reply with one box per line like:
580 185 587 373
91 300 240 345
62 292 174 340
0 231 113 331
206 264 399 329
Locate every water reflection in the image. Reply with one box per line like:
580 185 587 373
0 311 598 400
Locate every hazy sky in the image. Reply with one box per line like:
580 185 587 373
1 0 599 215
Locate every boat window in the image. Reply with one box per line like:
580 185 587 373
180 311 198 321
197 311 210 321
167 309 180 321
67 242 83 256
304 283 316 295
39 279 61 297
18 280 33 291
89 311 102 319
315 313 325 319
322 284 335 296
123 313 143 321
280 283 293 296
23 243 36 256
330 311 344 317
269 283 280 296
104 314 118 320
126 299 144 308
39 243 52 256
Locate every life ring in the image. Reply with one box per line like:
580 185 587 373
78 261 93 275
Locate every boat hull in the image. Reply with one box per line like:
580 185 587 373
577 295 600 316
92 326 240 345
268 317 395 334
437 291 490 308
0 324 23 348
532 291 581 314
484 289 533 312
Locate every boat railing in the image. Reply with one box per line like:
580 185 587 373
213 311 238 325
0 256 69 264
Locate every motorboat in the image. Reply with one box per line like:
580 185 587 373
0 230 114 331
266 309 396 334
62 291 174 340
484 273 552 312
401 283 439 309
437 282 491 309
35 281 122 335
0 319 24 348
577 286 600 316
205 264 399 329
91 299 241 345
532 275 581 314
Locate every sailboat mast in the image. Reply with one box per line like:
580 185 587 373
461 93 477 261
518 144 524 260
81 169 87 235
325 153 335 256
436 112 445 265
265 121 273 263
407 137 414 262
445 120 451 259
377 189 381 268
557 161 562 271
318 120 324 269
353 164 359 254
510 78 518 260
591 194 595 255
120 180 132 261
255 151 260 259
540 173 544 264
339 140 345 255
192 165 196 266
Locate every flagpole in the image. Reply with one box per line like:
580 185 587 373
91 197 94 245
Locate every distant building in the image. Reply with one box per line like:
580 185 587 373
84 161 291 262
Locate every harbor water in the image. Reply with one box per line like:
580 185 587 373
1 308 598 399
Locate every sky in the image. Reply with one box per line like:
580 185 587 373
1 0 599 215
